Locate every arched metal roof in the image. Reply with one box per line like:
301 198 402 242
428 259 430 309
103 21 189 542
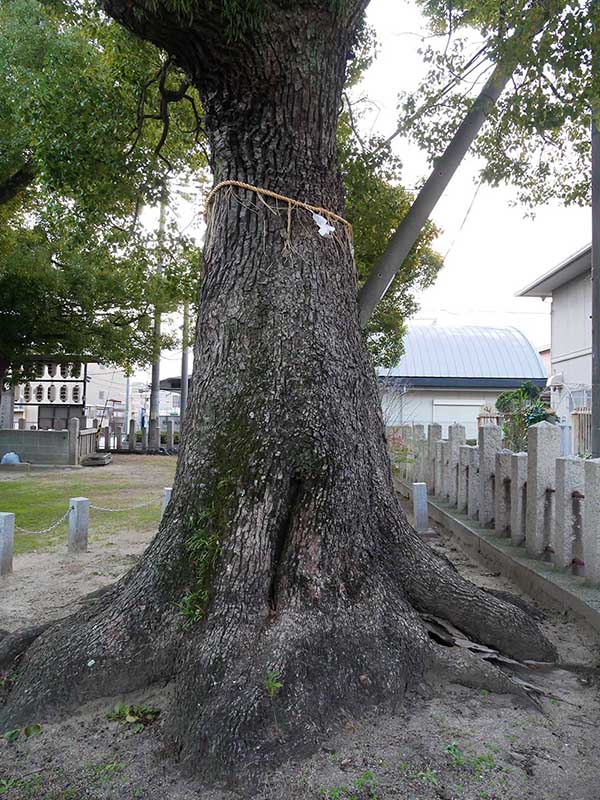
383 325 546 382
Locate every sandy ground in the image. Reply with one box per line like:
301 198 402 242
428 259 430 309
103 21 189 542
0 456 176 632
0 484 599 799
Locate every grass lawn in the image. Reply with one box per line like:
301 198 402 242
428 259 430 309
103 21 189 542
0 456 177 555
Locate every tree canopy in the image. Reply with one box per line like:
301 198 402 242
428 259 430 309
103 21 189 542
0 0 205 380
401 0 594 206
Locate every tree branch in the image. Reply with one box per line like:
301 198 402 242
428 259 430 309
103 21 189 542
0 161 35 206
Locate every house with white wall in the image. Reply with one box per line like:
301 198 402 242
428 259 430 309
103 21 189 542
379 324 547 440
517 244 591 418
12 361 127 430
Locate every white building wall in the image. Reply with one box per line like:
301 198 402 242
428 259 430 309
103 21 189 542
551 272 592 389
382 388 502 439
549 272 592 417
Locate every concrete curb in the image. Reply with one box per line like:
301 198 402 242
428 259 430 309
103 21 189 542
396 479 600 636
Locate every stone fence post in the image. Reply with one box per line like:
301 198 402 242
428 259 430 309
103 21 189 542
494 449 513 536
510 453 528 546
434 440 444 498
440 440 450 501
447 424 466 507
18 418 26 430
141 427 148 454
129 418 136 453
401 424 413 481
166 419 174 449
526 421 561 558
467 446 480 520
457 445 471 513
554 457 584 571
426 423 442 492
68 417 80 466
0 512 14 576
478 424 502 528
583 459 600 583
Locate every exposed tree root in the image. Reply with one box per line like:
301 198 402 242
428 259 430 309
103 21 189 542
397 525 558 663
0 623 52 672
427 645 540 709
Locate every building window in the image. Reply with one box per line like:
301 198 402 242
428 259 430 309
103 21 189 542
35 385 44 402
98 390 105 401
23 384 31 403
60 385 68 402
72 385 81 403
47 385 56 402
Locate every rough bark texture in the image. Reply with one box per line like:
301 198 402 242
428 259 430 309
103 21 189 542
0 0 556 782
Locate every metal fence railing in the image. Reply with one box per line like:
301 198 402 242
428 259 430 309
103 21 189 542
572 407 592 456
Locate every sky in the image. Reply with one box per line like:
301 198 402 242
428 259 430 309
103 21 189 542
140 0 591 384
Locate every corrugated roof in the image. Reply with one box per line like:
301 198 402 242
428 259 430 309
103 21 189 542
382 325 546 379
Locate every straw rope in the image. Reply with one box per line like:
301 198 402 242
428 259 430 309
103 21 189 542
204 180 352 235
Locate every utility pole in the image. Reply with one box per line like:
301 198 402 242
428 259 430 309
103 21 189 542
593 5 600 457
180 302 190 425
148 183 168 451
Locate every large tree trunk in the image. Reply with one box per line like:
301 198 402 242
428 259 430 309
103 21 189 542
0 0 556 782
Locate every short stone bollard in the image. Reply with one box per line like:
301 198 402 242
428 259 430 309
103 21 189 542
0 512 15 576
412 482 431 534
68 497 89 553
161 487 172 516
510 453 528 546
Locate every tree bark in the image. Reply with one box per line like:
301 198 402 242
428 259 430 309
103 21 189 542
0 1 556 782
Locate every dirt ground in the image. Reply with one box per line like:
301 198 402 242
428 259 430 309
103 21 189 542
1 476 599 800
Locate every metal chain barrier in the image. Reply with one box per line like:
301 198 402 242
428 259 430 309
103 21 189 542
15 509 71 535
89 497 160 513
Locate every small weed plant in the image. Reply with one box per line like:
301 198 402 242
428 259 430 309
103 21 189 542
107 703 160 733
320 770 378 799
3 723 41 742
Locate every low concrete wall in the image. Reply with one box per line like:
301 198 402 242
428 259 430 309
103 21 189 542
0 430 70 465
